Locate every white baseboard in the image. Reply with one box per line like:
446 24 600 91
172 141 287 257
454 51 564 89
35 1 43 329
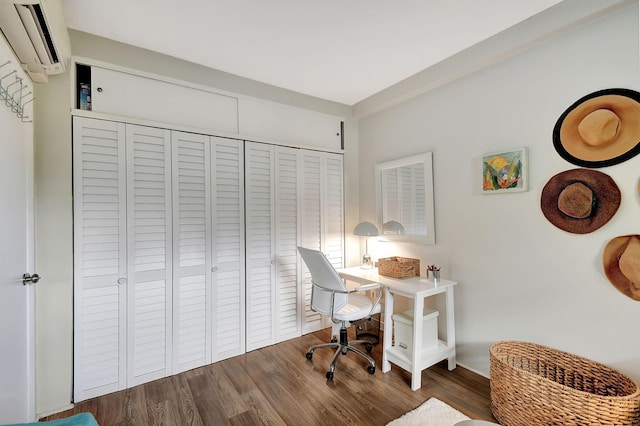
456 361 490 379
37 403 75 420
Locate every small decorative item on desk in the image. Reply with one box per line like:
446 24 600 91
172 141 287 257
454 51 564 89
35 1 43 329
378 257 420 279
427 265 441 283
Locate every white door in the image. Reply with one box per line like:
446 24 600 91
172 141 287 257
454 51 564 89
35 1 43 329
210 137 245 361
73 117 128 402
245 142 276 351
299 150 344 334
172 131 212 373
0 86 35 420
274 146 300 342
125 124 173 386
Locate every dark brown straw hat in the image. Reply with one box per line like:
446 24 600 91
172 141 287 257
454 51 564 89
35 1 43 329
553 88 640 168
540 169 620 234
603 235 640 301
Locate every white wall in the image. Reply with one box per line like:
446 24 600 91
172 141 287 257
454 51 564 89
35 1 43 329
358 4 640 379
33 71 73 415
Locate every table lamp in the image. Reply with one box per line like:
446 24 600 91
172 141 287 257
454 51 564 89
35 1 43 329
354 221 379 269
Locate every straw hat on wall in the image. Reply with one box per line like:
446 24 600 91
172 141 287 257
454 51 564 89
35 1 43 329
603 235 640 301
553 88 640 168
540 168 620 234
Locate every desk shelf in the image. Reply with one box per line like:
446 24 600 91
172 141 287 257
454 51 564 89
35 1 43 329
387 340 454 373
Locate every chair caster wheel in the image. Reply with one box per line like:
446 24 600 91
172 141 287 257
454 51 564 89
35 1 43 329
326 371 334 380
368 365 375 375
366 344 373 353
306 352 313 360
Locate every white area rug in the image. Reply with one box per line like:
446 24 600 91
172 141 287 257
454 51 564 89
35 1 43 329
387 398 470 426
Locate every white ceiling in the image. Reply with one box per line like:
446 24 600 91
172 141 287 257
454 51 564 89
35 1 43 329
60 0 565 106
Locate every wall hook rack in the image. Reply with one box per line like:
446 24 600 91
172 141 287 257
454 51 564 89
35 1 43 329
0 60 32 123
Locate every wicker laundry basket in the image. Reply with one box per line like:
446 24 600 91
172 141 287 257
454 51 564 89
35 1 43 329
490 341 640 426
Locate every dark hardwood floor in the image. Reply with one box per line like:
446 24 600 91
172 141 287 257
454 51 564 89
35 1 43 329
42 328 496 425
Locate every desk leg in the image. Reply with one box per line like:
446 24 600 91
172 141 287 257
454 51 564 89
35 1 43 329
446 286 457 370
410 296 424 391
382 288 392 373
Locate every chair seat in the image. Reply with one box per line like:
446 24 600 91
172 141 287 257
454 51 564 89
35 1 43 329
334 293 381 322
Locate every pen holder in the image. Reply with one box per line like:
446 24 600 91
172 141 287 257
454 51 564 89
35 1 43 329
428 269 440 282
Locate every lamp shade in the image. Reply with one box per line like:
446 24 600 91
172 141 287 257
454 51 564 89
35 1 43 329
383 220 405 235
354 221 379 236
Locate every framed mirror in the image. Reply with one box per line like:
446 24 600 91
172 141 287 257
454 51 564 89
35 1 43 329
375 152 435 244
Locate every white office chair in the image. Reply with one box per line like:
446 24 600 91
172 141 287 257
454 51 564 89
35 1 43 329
298 246 382 380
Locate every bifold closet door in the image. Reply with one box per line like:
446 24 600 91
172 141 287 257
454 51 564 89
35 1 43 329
299 150 344 334
125 124 173 387
74 118 174 401
298 151 322 333
210 137 246 361
73 117 127 402
245 142 300 351
171 131 212 373
274 146 300 343
322 153 345 268
245 142 276 351
172 133 246 369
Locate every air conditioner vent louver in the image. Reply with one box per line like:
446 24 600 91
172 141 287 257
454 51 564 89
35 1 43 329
31 4 59 63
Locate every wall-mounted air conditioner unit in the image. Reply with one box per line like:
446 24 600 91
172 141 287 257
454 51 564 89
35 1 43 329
0 0 71 83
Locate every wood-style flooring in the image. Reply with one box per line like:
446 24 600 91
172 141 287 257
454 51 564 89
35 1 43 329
42 328 497 425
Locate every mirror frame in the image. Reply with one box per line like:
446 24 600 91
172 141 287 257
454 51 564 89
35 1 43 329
375 152 435 244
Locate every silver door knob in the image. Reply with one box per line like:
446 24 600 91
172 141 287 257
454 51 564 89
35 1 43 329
211 266 218 272
22 273 40 285
117 277 127 285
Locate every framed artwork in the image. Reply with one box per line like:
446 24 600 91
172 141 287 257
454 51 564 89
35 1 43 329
482 147 528 194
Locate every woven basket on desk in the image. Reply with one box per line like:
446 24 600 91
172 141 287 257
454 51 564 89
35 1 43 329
378 257 420 279
490 341 640 426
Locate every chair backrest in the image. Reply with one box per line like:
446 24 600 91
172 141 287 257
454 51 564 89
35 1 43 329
297 246 347 315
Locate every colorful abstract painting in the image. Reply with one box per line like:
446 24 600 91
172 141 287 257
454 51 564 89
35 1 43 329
482 147 528 194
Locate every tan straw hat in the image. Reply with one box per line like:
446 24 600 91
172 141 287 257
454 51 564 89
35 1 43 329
603 235 640 301
540 168 620 234
553 88 640 168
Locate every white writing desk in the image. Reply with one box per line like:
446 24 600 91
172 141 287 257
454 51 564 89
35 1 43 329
337 267 457 390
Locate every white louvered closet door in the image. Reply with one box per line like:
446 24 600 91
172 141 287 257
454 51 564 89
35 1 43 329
245 142 302 350
171 131 212 373
298 151 323 333
274 146 300 342
73 117 127 402
125 124 173 386
323 153 345 269
210 137 245 361
245 142 276 351
299 150 345 334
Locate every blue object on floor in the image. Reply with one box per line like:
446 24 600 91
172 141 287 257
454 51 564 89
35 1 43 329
2 413 98 426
